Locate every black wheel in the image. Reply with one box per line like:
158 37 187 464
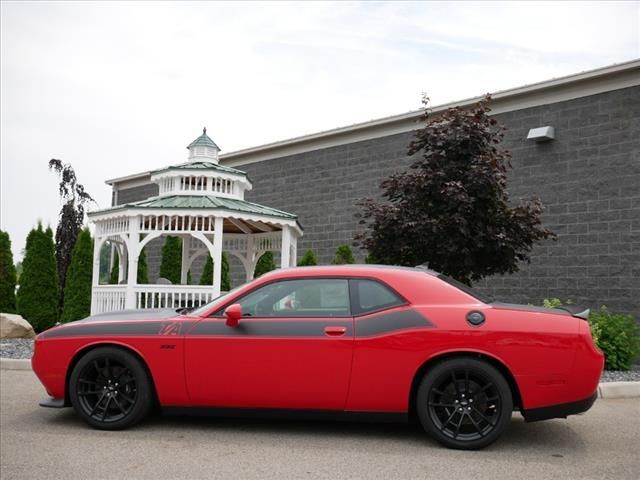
416 357 513 450
69 346 153 430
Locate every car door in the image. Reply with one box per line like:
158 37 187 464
184 278 354 410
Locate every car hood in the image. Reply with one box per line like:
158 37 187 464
70 309 180 325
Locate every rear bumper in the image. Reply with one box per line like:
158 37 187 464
521 390 598 422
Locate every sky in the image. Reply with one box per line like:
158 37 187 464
1 0 639 260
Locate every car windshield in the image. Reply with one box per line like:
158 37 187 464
184 285 245 316
437 274 493 304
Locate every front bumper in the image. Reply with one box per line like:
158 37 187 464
39 396 67 409
521 390 598 422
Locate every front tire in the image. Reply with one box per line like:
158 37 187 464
416 357 513 450
69 346 153 430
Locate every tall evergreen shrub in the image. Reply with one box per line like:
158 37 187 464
160 236 182 284
61 229 93 322
0 230 17 313
16 224 58 331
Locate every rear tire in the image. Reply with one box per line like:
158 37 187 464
69 346 153 430
416 357 512 450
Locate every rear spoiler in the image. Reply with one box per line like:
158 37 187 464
556 305 590 320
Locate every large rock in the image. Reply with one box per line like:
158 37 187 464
0 313 36 339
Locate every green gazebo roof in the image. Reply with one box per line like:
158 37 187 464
187 127 220 150
90 195 298 221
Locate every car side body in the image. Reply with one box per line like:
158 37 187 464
32 265 604 448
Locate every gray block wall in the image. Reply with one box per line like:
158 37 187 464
114 86 639 318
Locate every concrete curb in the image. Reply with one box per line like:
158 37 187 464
598 381 640 399
0 358 32 371
1 357 639 398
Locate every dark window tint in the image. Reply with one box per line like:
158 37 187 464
234 279 350 318
353 279 405 315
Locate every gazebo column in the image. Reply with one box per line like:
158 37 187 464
125 216 140 310
280 225 292 268
180 235 189 285
290 233 298 267
212 217 224 297
90 236 106 315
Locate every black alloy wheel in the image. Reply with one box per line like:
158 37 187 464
69 347 153 430
416 358 513 450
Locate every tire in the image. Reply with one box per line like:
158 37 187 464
69 346 153 430
416 357 513 450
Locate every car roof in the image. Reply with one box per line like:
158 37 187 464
261 264 440 279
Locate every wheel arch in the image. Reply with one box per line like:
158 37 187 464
408 350 523 418
64 341 159 408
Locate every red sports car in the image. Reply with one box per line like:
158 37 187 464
32 265 603 449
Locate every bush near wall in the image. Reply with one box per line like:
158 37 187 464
544 298 640 371
297 250 318 266
254 251 276 277
200 253 231 291
332 244 355 265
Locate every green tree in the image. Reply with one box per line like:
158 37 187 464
254 251 276 277
200 255 213 286
332 244 355 265
297 249 318 266
109 251 120 284
356 95 553 285
137 248 149 284
221 253 231 291
199 253 231 291
160 236 182 284
48 159 94 313
61 229 93 322
16 224 58 331
0 230 17 313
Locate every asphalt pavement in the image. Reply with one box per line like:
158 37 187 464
1 369 639 480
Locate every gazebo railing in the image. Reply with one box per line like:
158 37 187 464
92 285 127 315
134 285 215 311
91 284 217 314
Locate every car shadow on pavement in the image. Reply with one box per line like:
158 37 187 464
141 411 587 452
24 408 586 453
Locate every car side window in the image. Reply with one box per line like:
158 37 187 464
234 279 351 317
352 279 405 315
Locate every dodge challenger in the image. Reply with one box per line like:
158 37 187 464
32 265 603 449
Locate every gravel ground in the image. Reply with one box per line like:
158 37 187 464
2 337 639 381
0 339 34 359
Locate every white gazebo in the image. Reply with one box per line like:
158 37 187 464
88 129 302 314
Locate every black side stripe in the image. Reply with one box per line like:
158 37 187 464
39 309 433 339
40 321 194 339
356 309 433 338
189 320 353 337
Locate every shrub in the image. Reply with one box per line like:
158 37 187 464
160 236 182 284
543 298 640 371
16 224 58 331
332 244 355 265
109 254 120 284
254 251 276 277
137 248 149 284
297 250 318 266
199 253 231 291
590 307 640 371
0 230 17 313
62 229 93 322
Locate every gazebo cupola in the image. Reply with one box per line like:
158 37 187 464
88 129 302 315
187 127 220 163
